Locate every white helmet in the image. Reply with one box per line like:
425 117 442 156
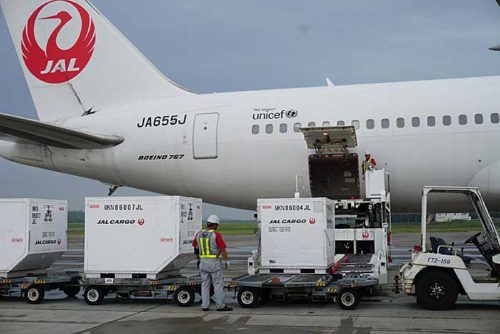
365 150 371 155
207 214 220 225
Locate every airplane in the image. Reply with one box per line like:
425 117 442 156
0 0 499 212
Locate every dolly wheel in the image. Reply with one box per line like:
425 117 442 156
237 288 259 308
26 285 44 304
84 286 104 305
337 289 360 310
174 287 195 307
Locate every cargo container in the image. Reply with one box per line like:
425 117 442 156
84 196 202 279
257 197 335 273
0 199 67 278
234 197 377 310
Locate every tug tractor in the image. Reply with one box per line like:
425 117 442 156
399 186 500 310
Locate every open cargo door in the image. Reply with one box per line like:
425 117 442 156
301 126 360 200
302 126 357 152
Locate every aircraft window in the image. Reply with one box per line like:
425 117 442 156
337 121 345 126
442 115 451 126
366 119 375 129
294 122 302 132
491 113 499 124
412 117 420 127
351 120 360 130
458 114 467 125
396 118 405 128
475 114 483 124
251 124 259 134
279 123 287 133
265 124 273 134
308 121 316 127
427 116 436 127
381 118 390 129
322 121 330 127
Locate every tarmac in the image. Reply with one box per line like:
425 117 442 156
1 232 500 334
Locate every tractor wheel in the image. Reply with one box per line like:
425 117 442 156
415 270 458 310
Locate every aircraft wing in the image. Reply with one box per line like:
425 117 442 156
0 112 124 149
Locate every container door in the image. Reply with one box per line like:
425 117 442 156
193 113 219 159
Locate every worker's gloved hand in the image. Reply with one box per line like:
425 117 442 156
196 259 200 269
225 260 230 269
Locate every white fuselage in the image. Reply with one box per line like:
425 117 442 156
1 76 499 211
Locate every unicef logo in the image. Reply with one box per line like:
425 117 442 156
285 109 298 119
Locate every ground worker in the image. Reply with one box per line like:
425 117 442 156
192 214 232 311
362 150 377 176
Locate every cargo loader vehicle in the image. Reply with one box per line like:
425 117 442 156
332 173 391 285
301 126 392 284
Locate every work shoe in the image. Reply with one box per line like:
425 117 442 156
202 308 209 311
216 305 233 311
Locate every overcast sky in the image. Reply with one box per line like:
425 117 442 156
1 0 500 218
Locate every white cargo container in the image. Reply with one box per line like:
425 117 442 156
365 169 386 199
84 196 202 279
257 197 335 273
0 199 67 278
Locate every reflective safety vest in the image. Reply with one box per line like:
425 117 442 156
362 157 376 175
198 229 219 259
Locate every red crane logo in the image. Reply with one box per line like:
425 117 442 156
21 0 96 84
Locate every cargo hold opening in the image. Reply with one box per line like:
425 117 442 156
309 153 360 199
301 126 360 200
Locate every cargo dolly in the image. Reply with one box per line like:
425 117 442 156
0 272 81 304
230 272 378 310
82 275 203 307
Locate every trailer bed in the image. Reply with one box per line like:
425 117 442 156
233 273 332 288
0 273 81 304
81 274 204 306
232 272 378 309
